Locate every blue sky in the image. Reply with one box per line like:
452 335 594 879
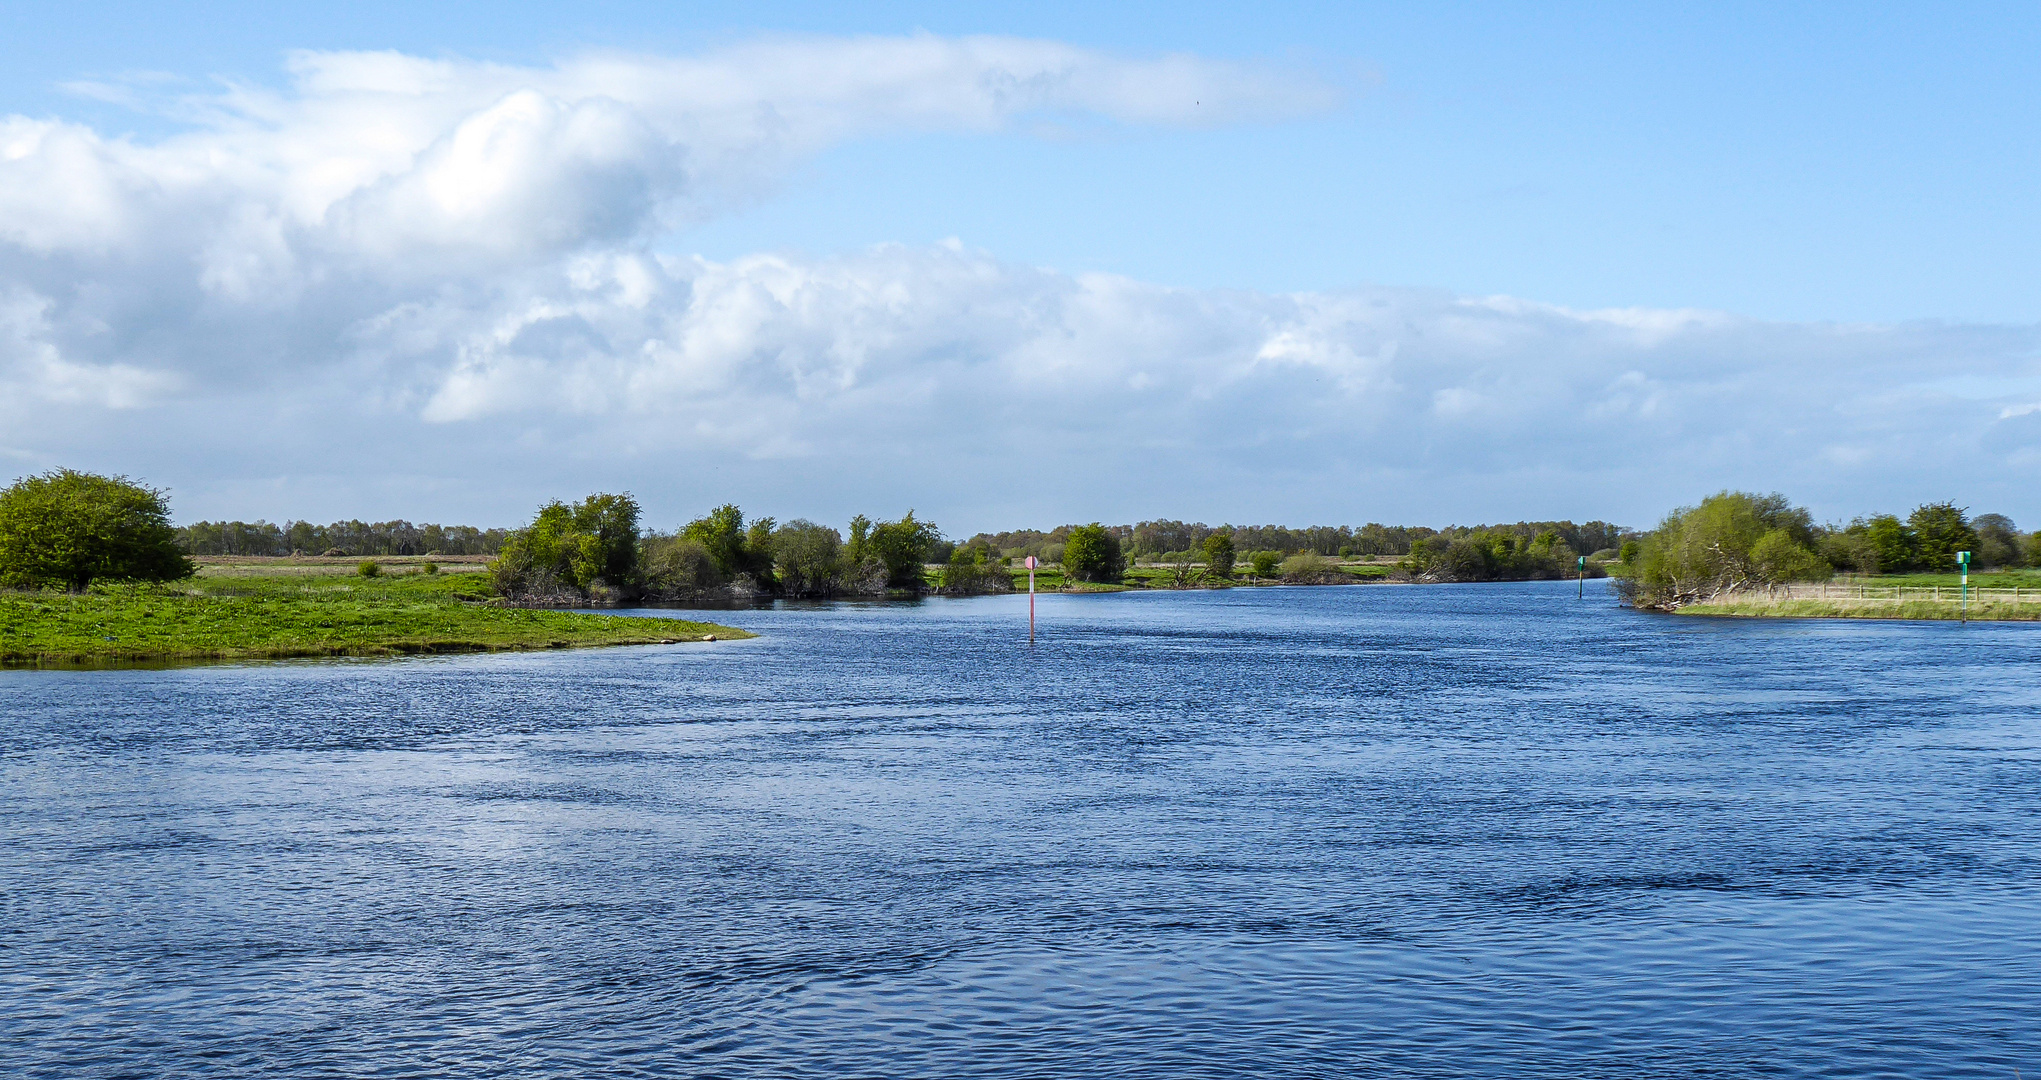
3 3 2038 530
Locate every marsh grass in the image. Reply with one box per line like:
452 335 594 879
0 572 749 666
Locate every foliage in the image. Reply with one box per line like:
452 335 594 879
0 469 195 590
940 542 1012 594
1632 492 1829 608
492 492 642 599
641 535 718 595
357 560 381 578
178 518 508 557
1062 523 1125 583
1247 550 1281 577
1908 502 1978 571
1202 533 1237 576
1399 528 1593 583
1973 514 2021 569
772 520 844 598
855 511 941 590
1279 551 1346 583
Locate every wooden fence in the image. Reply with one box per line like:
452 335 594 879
1718 581 2040 605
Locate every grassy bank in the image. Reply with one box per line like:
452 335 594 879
1 569 749 666
1681 595 2041 621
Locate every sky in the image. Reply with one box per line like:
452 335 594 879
3 1 2039 534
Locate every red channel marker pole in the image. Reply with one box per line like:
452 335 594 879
1025 556 1037 643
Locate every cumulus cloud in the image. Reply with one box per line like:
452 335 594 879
1 37 2037 527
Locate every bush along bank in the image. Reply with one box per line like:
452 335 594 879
1625 490 2038 620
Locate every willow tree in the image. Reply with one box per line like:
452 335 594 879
1633 491 1828 608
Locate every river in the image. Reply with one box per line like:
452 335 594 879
3 581 2037 1077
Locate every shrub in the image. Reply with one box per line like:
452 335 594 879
357 560 381 578
419 561 439 575
1280 551 1344 583
1063 523 1125 583
0 469 195 590
641 535 718 595
1203 533 1237 576
1249 550 1280 577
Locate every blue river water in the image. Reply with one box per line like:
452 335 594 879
2 580 2038 1078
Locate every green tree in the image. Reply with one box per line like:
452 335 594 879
0 469 195 590
492 492 642 597
683 504 750 580
772 520 843 597
1972 514 2021 569
1249 550 1280 578
1063 523 1125 583
1907 502 1977 571
1862 514 1917 574
864 511 941 589
1202 532 1236 576
1634 491 1829 607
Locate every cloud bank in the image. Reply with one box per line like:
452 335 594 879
2 38 2037 529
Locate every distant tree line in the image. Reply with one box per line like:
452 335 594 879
175 519 511 557
1631 492 2032 609
968 518 1629 566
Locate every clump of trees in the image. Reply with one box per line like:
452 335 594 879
1399 527 1599 583
488 497 957 603
1629 492 2030 610
0 470 195 590
491 493 644 601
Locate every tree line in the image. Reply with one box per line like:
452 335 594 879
1630 493 2031 609
175 519 511 557
489 495 999 602
967 518 1628 566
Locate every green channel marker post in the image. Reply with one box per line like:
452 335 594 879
1957 550 1971 623
1577 555 1586 599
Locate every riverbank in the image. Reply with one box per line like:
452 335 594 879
0 571 749 666
1681 596 2041 621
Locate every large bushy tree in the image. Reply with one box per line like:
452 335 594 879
1062 523 1124 583
1633 491 1828 608
0 470 194 590
1908 502 1978 571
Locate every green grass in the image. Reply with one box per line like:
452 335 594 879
0 570 750 666
1682 597 2041 622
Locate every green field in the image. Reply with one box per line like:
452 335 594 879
0 567 749 666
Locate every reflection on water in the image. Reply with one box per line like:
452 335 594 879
3 581 2038 1077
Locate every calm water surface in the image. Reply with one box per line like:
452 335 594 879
3 582 2038 1077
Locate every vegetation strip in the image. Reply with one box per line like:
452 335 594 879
1 575 748 667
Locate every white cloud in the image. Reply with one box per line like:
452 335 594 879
0 38 2037 528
